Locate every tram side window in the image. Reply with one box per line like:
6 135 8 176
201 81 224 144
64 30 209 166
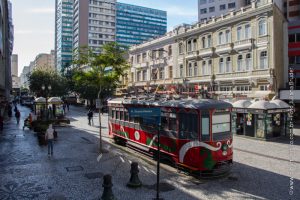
109 108 112 117
112 110 115 119
120 111 124 121
124 111 129 121
201 114 210 141
116 111 120 120
179 113 198 140
212 112 231 140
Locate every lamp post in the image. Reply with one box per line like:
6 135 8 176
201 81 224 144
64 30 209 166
41 84 51 120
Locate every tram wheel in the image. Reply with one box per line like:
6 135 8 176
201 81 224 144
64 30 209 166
113 136 126 146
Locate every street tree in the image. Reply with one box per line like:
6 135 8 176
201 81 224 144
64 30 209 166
72 42 129 152
28 68 68 97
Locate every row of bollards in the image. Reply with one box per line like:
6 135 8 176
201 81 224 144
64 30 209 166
101 162 142 200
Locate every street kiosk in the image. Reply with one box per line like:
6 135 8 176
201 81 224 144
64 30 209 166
232 99 290 139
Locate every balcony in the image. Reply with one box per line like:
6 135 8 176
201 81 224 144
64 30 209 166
234 39 253 51
199 47 214 57
215 43 233 55
185 50 199 60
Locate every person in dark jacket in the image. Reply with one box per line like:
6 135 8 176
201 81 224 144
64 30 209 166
15 110 20 124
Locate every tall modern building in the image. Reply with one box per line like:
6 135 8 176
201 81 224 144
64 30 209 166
11 54 20 89
0 0 13 112
73 0 116 54
198 0 250 22
198 0 284 22
116 2 167 46
55 0 74 72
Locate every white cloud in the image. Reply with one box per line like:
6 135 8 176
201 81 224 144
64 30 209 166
27 8 55 14
164 6 197 17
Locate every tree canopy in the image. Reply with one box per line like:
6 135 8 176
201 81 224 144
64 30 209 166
28 69 68 97
72 42 129 101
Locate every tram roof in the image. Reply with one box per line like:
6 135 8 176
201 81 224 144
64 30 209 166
108 98 232 110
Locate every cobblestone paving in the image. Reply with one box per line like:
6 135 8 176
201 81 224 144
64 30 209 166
0 105 299 200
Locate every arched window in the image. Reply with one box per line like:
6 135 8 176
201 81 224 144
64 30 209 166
194 62 198 76
260 51 268 69
237 55 243 71
225 30 231 43
188 63 193 76
259 19 267 36
218 32 223 44
226 57 231 72
219 58 224 73
168 45 172 56
179 64 183 77
179 43 183 54
187 40 192 52
245 24 251 39
207 35 212 47
237 26 242 41
202 61 207 75
193 39 197 51
246 53 252 70
202 37 206 48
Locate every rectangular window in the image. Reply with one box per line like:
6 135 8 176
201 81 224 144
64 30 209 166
245 24 251 39
220 4 226 10
212 113 231 140
200 8 207 14
209 7 215 12
201 113 210 141
228 2 236 9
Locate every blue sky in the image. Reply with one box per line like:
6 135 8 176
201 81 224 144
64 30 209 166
11 0 198 75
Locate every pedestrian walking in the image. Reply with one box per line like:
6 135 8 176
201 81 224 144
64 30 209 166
0 115 3 131
15 110 20 124
45 124 54 157
87 110 93 126
66 102 70 111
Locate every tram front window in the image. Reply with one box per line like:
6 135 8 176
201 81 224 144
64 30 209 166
212 112 231 140
179 113 198 140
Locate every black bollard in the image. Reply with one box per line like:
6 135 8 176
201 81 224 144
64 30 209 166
101 174 117 200
127 162 142 188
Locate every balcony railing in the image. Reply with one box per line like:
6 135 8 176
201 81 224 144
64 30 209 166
215 43 233 55
234 38 253 51
185 50 199 60
199 47 214 57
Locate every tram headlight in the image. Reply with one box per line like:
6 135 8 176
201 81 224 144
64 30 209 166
222 143 228 152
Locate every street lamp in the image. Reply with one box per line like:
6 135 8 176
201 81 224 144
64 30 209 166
41 84 51 120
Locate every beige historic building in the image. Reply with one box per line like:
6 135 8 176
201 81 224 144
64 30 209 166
126 0 287 100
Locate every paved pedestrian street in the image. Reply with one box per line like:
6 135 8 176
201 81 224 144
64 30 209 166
0 105 299 200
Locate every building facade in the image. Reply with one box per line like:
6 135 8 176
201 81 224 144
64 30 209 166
11 54 20 89
55 0 74 72
116 2 167 46
0 0 13 110
73 0 116 54
129 1 287 100
20 66 30 89
32 50 55 71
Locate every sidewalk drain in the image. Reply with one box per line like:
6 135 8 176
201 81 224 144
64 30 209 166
48 194 66 200
85 172 104 179
81 137 93 144
144 182 175 192
66 166 84 172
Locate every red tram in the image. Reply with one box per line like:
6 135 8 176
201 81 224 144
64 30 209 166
108 97 233 174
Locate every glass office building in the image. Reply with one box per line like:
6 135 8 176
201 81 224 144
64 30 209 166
116 2 167 46
55 0 74 72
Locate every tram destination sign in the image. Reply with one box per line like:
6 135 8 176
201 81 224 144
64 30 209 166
128 108 161 117
128 108 161 125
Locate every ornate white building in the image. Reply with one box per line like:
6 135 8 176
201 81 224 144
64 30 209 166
127 0 287 100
